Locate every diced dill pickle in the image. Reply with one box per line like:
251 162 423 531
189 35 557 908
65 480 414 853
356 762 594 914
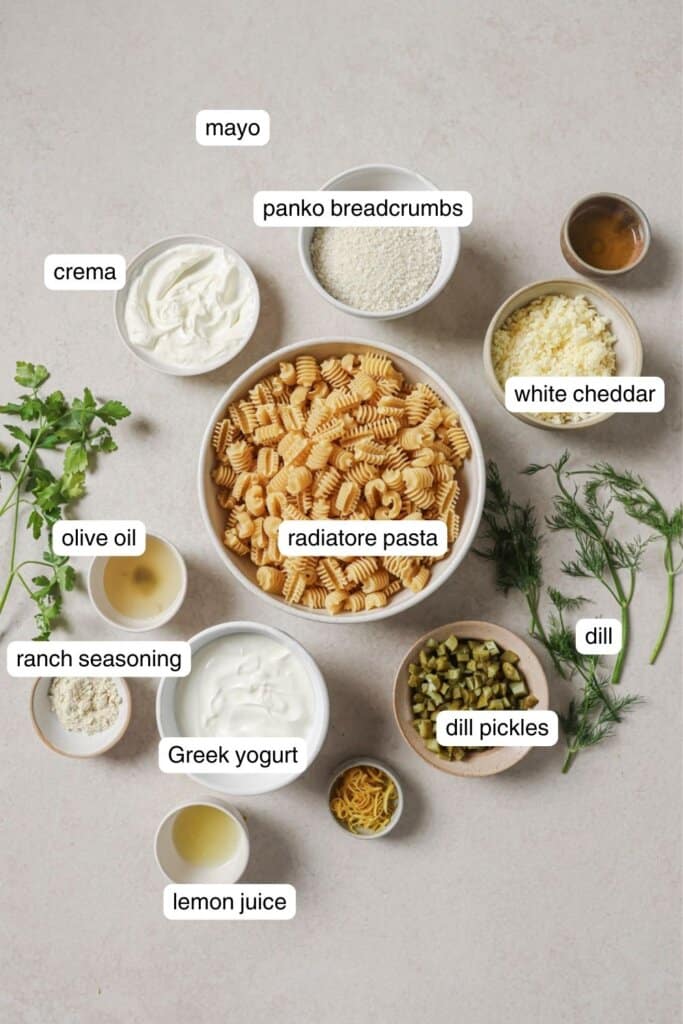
407 633 536 760
501 661 521 681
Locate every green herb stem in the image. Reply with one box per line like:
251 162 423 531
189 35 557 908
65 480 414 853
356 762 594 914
650 540 676 664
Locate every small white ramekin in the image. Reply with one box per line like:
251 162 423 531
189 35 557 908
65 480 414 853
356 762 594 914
298 164 460 320
154 798 250 883
328 757 404 839
87 531 187 632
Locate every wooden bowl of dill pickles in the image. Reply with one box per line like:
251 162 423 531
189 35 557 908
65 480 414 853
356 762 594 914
393 621 549 777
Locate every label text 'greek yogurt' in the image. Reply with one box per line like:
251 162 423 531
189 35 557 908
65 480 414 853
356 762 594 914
7 641 191 677
436 710 559 747
158 737 308 773
165 884 296 921
196 109 270 146
505 377 665 414
277 520 448 557
254 190 473 226
52 520 145 557
44 254 126 290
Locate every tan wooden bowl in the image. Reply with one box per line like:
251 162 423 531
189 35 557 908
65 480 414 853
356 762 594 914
393 620 549 777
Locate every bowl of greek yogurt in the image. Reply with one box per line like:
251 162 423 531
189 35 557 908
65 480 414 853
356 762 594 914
156 621 329 796
114 235 260 376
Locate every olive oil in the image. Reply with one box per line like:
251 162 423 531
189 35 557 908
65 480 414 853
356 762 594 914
103 535 181 619
172 805 241 867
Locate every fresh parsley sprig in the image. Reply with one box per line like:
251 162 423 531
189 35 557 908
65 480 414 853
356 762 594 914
0 362 129 639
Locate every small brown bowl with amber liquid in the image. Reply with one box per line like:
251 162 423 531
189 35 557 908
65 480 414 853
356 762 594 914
561 193 651 277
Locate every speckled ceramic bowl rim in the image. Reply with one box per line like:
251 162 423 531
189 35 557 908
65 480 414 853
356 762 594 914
482 277 643 431
327 756 404 839
393 620 550 777
113 233 260 377
561 192 651 276
297 163 460 320
30 676 132 758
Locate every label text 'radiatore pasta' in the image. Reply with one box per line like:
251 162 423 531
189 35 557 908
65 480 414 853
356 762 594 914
277 520 448 556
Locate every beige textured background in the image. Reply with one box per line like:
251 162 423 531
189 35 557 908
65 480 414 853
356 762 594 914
1 2 681 1022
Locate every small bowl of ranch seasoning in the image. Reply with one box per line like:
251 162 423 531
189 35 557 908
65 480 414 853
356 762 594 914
30 676 132 757
299 164 461 320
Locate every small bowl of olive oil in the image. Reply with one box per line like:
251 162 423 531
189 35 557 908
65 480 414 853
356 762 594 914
561 192 651 277
155 799 250 883
88 532 187 632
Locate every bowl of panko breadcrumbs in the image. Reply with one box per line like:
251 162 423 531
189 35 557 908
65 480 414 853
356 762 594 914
197 337 485 623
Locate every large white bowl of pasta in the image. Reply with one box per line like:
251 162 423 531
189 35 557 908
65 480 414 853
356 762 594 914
198 338 485 623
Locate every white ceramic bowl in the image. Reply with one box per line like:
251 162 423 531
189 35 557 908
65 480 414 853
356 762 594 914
298 164 460 320
483 278 643 431
87 532 187 632
31 676 131 758
114 234 260 376
154 798 250 883
156 621 330 796
327 757 404 839
198 336 486 624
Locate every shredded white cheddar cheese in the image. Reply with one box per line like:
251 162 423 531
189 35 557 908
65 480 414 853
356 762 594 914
492 294 617 424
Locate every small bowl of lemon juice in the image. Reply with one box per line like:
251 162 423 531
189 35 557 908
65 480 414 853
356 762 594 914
155 799 250 883
88 531 187 632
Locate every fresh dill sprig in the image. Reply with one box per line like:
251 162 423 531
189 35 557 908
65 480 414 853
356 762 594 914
475 461 562 676
545 588 642 773
525 451 647 684
476 461 642 772
586 463 683 664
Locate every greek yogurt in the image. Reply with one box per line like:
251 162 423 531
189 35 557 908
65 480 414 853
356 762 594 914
175 633 315 739
123 242 257 369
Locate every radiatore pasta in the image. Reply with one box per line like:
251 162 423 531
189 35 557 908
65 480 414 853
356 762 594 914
210 349 471 614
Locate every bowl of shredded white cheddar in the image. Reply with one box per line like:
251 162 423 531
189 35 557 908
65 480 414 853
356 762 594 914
31 676 131 757
298 164 460 320
483 278 643 430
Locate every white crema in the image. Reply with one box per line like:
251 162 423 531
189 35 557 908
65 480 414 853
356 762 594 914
124 243 256 368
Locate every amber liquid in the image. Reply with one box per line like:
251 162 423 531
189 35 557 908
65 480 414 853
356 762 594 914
569 205 642 271
103 536 181 619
